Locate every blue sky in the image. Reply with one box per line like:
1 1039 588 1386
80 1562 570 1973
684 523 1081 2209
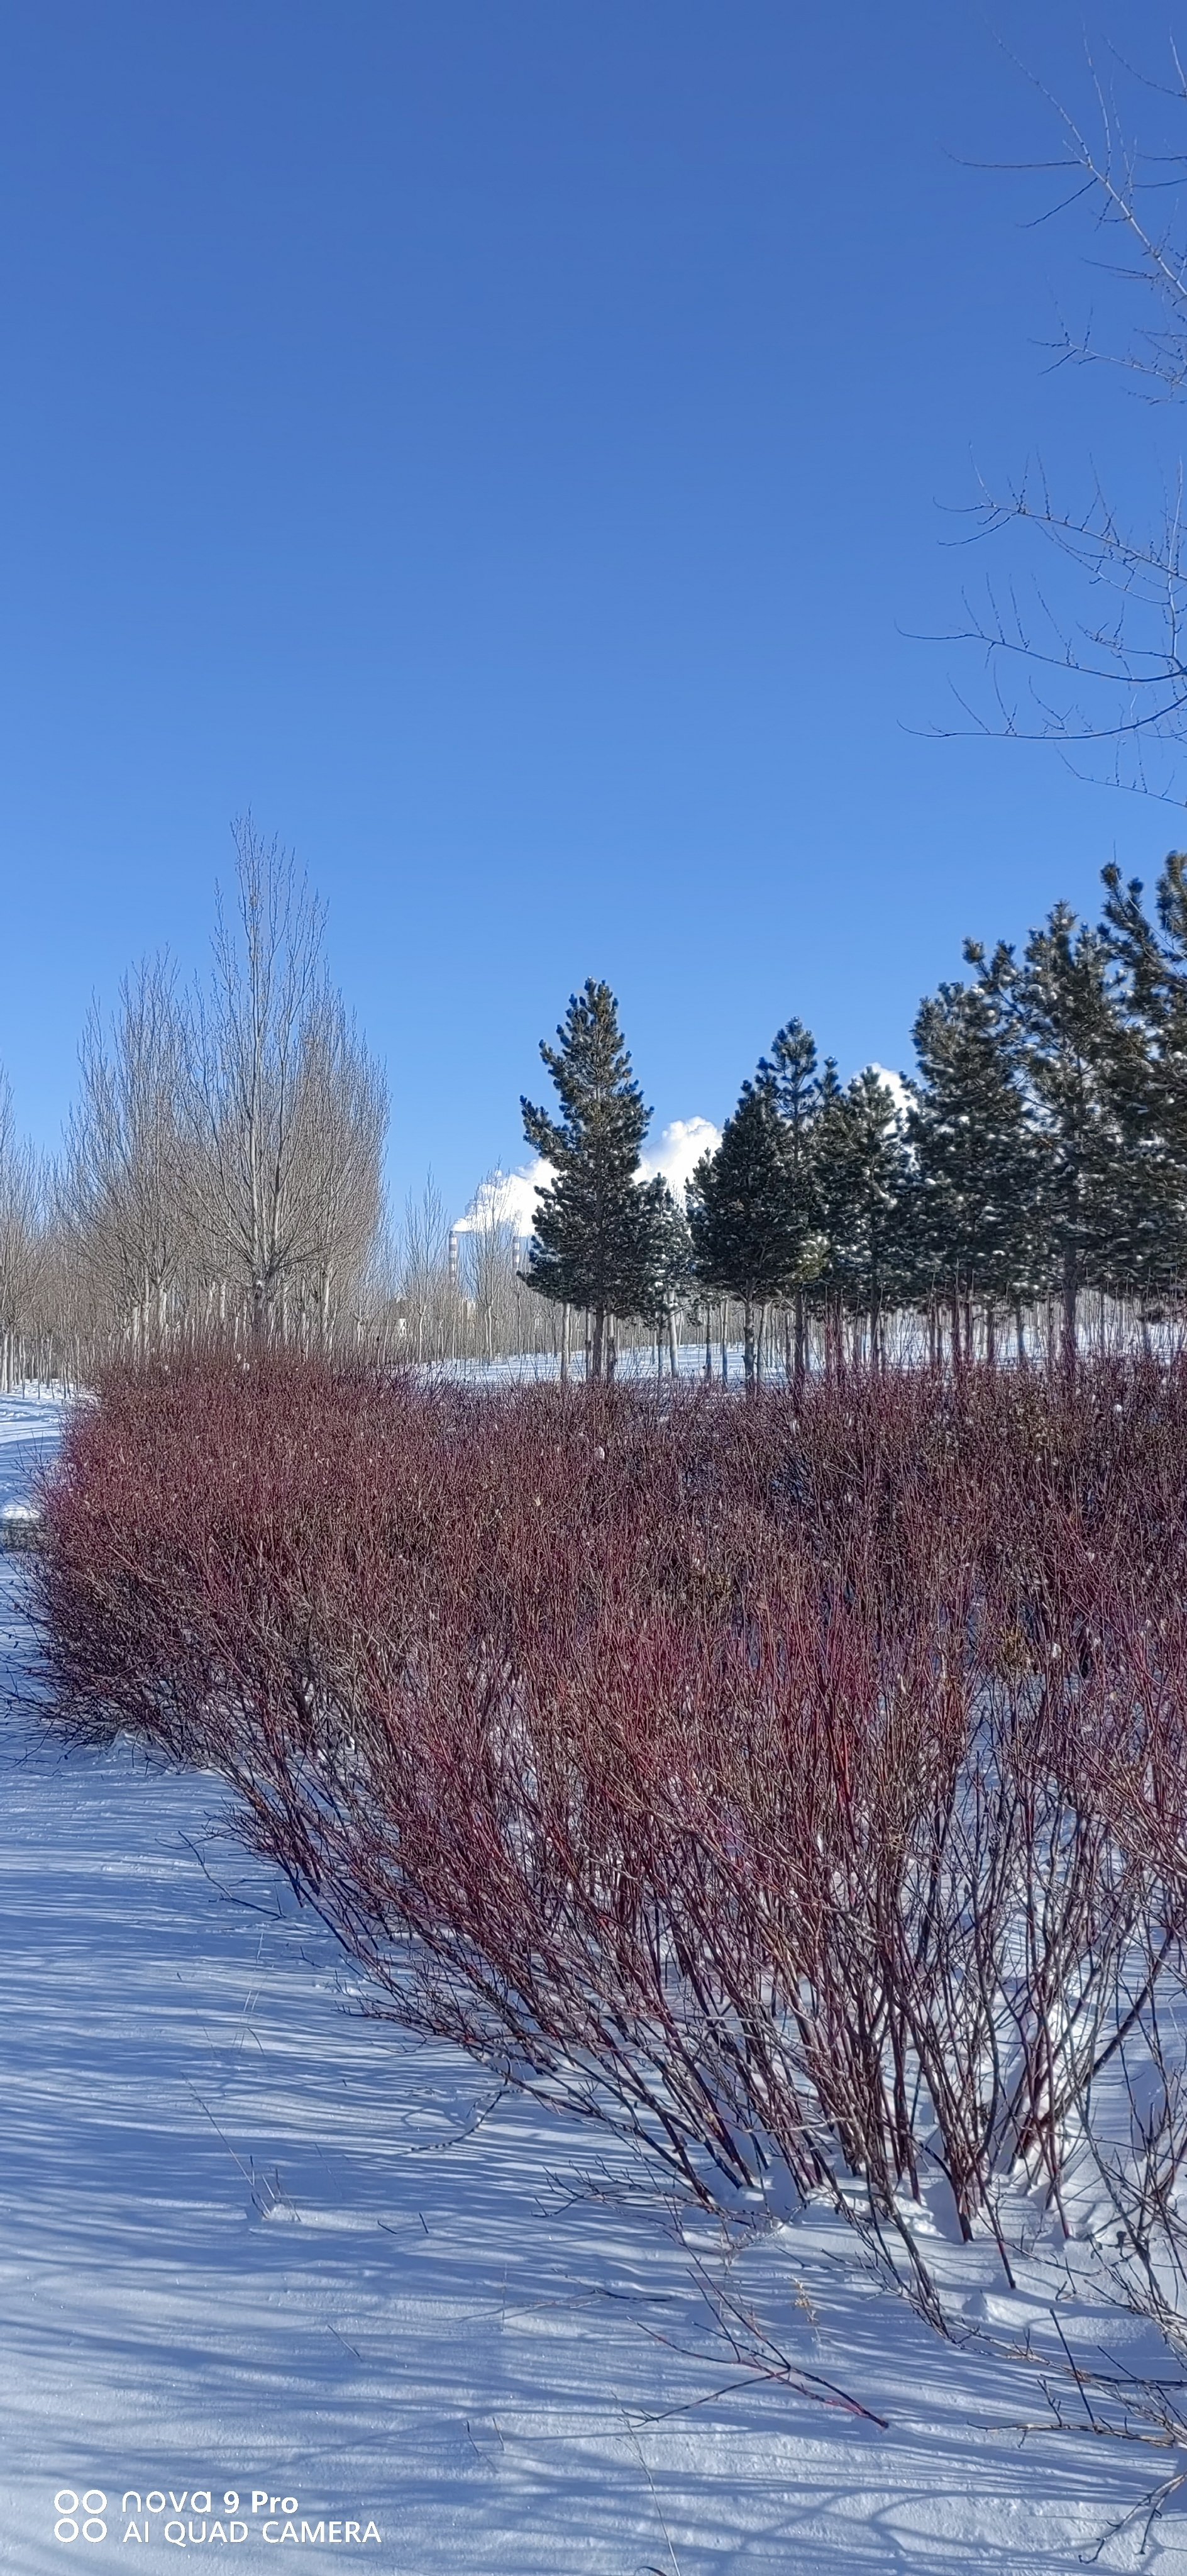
2 0 1183 1220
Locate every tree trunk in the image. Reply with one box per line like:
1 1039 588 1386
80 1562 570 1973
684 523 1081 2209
1013 1298 1025 1363
1061 1248 1078 1376
743 1298 756 1391
794 1287 807 1392
592 1306 605 1382
560 1302 570 1387
667 1309 678 1377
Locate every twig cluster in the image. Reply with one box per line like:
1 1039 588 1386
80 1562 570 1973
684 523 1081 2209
33 1350 1187 2326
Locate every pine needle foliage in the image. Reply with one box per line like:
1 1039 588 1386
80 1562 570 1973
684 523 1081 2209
521 978 661 1379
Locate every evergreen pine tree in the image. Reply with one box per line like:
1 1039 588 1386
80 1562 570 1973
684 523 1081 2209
687 1077 814 1387
907 975 1039 1361
969 908 1131 1367
1101 857 1187 1300
634 1177 695 1372
758 1017 822 1380
521 979 659 1380
809 1067 911 1367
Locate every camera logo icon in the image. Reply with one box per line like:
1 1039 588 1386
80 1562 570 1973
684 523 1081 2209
53 2491 108 2543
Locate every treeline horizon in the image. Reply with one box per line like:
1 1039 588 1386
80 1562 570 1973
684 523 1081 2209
514 848 1187 1384
1 829 1185 1387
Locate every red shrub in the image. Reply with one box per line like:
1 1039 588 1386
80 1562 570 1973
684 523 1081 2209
33 1350 1187 2280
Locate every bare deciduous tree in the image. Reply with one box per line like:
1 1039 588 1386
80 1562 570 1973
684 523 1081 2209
62 955 191 1356
943 45 1187 801
190 818 387 1337
459 1173 523 1363
0 1073 45 1390
288 991 388 1337
392 1176 454 1363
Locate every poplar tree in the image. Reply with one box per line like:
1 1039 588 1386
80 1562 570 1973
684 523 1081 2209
521 979 659 1379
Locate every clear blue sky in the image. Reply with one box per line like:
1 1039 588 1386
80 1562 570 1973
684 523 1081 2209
1 0 1181 1218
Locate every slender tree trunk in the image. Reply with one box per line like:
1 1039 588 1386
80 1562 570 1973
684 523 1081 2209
985 1300 997 1368
1013 1298 1025 1364
704 1306 712 1382
743 1297 756 1391
1061 1248 1078 1377
794 1285 807 1391
592 1306 605 1382
667 1308 678 1376
560 1302 570 1387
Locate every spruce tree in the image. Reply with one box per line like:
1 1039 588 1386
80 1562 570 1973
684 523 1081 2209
687 1077 813 1387
521 979 659 1379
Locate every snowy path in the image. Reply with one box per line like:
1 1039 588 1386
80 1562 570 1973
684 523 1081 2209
2 1394 1186 2573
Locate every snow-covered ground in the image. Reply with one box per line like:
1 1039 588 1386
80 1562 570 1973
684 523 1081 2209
3 1392 1187 2573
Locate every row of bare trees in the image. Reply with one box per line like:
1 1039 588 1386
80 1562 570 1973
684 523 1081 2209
0 818 739 1388
0 821 388 1384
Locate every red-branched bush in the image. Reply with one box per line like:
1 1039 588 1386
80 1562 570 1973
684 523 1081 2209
32 1350 1187 2288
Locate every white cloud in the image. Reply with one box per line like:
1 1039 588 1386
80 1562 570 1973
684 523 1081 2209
640 1116 721 1197
452 1162 549 1238
453 1116 722 1239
